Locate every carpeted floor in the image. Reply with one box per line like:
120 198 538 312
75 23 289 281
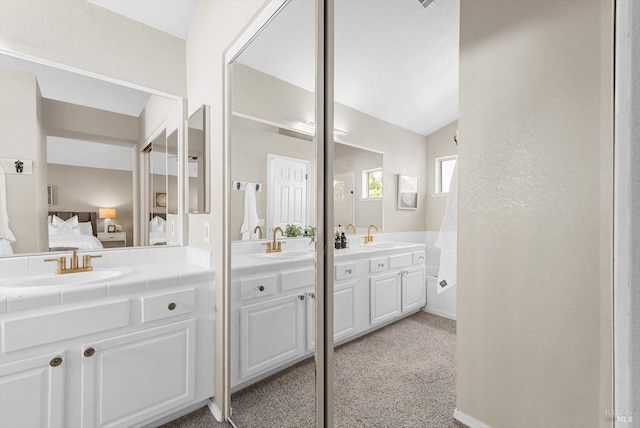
162 312 461 428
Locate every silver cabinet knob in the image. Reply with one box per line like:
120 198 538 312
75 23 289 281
298 294 305 301
346 269 352 274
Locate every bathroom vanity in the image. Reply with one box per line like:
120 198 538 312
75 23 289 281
231 241 426 390
0 247 213 428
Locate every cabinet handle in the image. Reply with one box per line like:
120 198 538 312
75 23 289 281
309 292 316 299
168 302 177 311
50 356 63 367
258 285 265 292
346 269 352 274
84 348 95 358
378 263 384 268
298 294 305 301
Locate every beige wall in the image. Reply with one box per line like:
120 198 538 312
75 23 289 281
0 67 47 254
47 164 134 246
43 99 139 146
425 121 458 231
457 1 613 427
232 63 428 234
230 119 315 241
186 0 269 413
0 0 186 97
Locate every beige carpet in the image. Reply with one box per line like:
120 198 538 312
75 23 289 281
162 312 461 428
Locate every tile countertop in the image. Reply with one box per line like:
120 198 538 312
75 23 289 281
231 242 426 275
0 246 213 314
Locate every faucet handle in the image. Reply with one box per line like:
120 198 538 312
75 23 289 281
82 254 102 270
44 257 66 273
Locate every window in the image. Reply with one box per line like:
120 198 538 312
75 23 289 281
362 168 383 199
435 155 457 194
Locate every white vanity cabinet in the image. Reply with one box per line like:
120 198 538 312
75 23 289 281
370 272 403 326
80 319 196 428
240 292 307 379
0 351 65 428
401 267 426 312
0 270 213 428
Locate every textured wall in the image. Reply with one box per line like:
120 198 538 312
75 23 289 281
0 67 47 254
0 0 186 97
425 121 458 231
457 1 613 427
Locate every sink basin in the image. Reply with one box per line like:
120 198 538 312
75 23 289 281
257 250 315 260
2 269 132 288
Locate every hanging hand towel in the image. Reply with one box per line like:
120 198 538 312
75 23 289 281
0 164 16 246
434 162 457 293
240 183 259 241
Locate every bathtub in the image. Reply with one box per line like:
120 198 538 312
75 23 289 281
423 264 457 320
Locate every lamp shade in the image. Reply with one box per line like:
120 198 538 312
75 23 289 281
99 208 116 219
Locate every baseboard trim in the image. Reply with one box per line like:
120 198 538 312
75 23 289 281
207 398 223 422
423 306 457 320
454 409 492 428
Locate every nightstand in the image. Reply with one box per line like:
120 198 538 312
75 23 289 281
97 232 126 247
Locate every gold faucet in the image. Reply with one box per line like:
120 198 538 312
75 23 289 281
363 224 379 244
263 226 285 253
253 225 264 240
345 224 356 234
45 250 102 275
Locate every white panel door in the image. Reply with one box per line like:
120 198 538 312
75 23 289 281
402 267 426 312
370 272 402 326
267 155 308 234
240 293 305 379
334 281 357 341
0 352 65 428
81 320 195 428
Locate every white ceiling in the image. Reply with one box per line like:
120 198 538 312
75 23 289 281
87 0 199 40
0 54 151 117
237 0 460 136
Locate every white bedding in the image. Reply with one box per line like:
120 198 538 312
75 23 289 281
49 235 104 250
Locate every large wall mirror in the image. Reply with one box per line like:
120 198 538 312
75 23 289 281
0 52 183 255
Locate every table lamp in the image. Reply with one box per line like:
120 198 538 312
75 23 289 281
99 208 117 233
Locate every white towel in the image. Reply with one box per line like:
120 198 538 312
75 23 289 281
240 183 259 241
434 162 457 294
0 164 16 245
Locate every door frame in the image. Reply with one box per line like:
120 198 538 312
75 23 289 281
266 153 311 234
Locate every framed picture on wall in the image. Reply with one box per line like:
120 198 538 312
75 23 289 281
397 175 418 210
47 185 54 205
154 192 167 209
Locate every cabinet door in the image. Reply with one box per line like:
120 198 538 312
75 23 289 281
0 351 65 428
305 280 357 351
81 320 195 428
370 272 402 326
334 280 357 341
240 293 305 379
402 267 426 312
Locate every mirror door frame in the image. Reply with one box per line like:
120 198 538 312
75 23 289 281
222 0 335 425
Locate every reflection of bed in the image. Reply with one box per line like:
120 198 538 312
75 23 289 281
149 213 167 246
48 211 104 251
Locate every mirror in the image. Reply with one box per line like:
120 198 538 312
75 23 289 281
187 105 210 214
0 53 182 255
334 143 383 232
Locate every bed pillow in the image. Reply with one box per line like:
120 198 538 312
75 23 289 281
51 215 78 228
76 222 93 236
49 222 80 236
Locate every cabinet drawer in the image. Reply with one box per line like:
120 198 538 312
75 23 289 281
141 288 195 324
240 275 277 301
2 300 130 353
412 251 426 265
335 263 357 282
388 253 412 269
369 257 388 273
281 268 315 292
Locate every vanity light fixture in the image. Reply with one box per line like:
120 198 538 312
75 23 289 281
99 207 116 233
297 121 348 137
